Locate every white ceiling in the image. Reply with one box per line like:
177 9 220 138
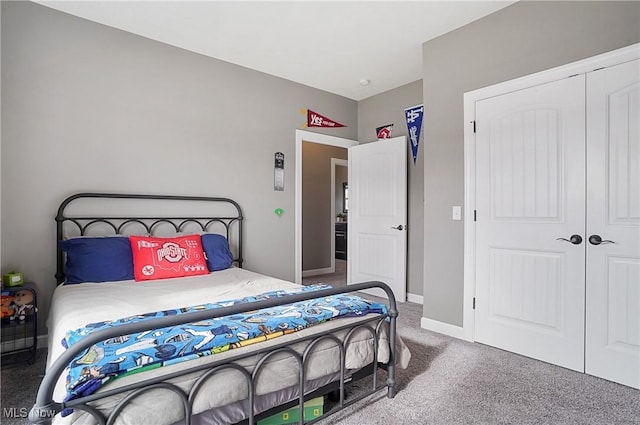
35 0 516 100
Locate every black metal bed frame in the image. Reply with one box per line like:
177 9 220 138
54 193 244 284
31 192 398 425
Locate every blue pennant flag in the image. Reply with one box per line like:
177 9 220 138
404 104 424 164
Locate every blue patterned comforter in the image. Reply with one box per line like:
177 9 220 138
61 284 387 412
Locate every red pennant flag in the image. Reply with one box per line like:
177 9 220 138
307 109 346 128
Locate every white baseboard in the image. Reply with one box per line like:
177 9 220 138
420 317 472 341
406 293 423 304
302 267 333 277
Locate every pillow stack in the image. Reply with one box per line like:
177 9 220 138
59 234 234 284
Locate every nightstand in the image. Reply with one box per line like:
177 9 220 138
1 282 38 364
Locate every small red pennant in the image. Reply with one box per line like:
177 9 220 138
307 109 346 128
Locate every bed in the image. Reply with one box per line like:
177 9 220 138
29 193 410 425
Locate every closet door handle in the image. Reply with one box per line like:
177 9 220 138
588 235 615 245
556 234 583 245
391 225 405 231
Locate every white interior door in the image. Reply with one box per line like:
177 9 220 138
348 136 407 302
585 59 640 389
474 76 587 372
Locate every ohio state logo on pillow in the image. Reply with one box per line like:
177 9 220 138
129 235 209 281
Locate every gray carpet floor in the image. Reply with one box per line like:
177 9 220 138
2 284 639 424
302 260 347 287
317 300 640 424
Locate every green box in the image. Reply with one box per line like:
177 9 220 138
258 397 324 425
2 271 24 287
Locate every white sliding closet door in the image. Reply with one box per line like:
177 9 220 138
585 59 640 389
474 76 587 372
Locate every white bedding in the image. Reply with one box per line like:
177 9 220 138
46 268 410 425
48 268 303 371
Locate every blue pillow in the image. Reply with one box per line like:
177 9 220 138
201 234 233 271
60 237 134 284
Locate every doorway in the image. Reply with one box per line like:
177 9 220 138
300 143 348 286
295 130 409 302
328 158 348 285
294 130 357 285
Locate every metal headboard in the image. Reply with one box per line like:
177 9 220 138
55 192 244 284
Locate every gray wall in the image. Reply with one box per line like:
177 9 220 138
358 80 423 297
0 2 356 334
301 142 347 271
422 0 640 326
5 0 636 339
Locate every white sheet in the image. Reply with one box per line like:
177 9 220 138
47 267 302 371
46 268 410 424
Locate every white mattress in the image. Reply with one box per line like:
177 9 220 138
46 268 410 425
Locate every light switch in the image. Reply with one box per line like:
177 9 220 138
452 206 462 221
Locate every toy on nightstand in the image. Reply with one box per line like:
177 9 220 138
2 271 25 287
1 294 15 319
9 289 34 322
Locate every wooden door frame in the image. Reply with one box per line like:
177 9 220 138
295 130 357 284
460 44 640 343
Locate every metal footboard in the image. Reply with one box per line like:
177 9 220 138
29 281 398 425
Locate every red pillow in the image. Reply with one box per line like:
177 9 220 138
129 235 209 281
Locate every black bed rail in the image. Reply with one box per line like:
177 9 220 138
29 281 398 425
55 193 244 283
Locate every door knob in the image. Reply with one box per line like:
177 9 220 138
588 234 615 245
556 234 583 245
391 225 404 231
